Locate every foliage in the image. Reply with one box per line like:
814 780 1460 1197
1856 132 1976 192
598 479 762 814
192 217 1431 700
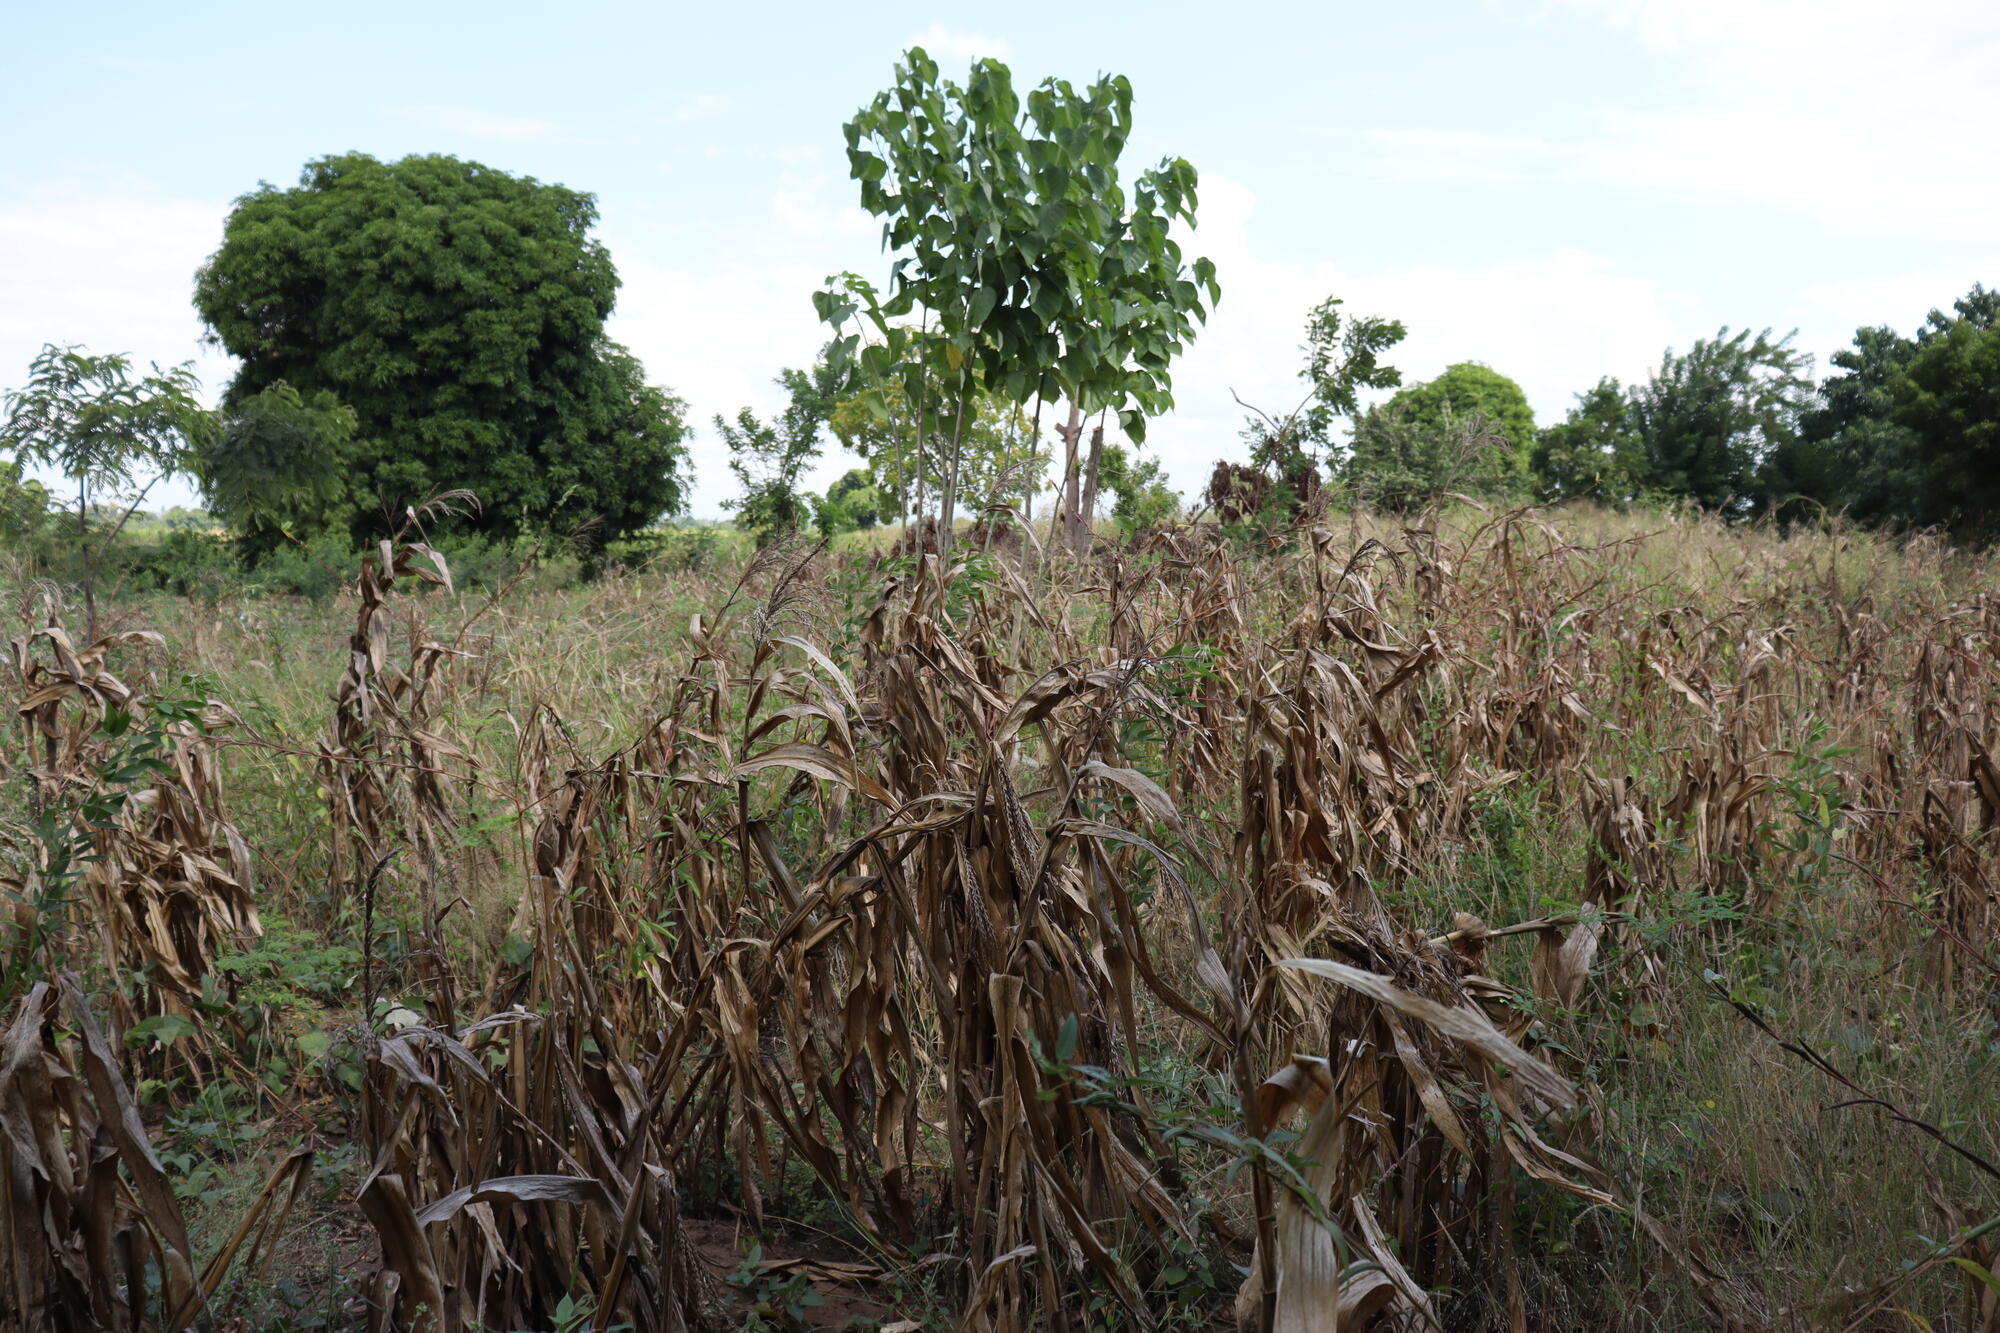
605 523 749 574
242 529 363 599
0 456 52 550
719 359 845 545
1240 294 1405 480
1625 327 1813 516
826 367 1044 525
193 152 691 550
815 467 881 537
1298 296 1406 451
1889 309 2000 538
1343 400 1519 511
1222 293 1405 536
1531 377 1645 504
1795 283 2000 539
149 506 215 533
1 344 216 630
1385 362 1536 478
1095 443 1183 535
125 529 240 600
724 1246 825 1331
193 380 357 560
0 345 211 506
820 47 1217 537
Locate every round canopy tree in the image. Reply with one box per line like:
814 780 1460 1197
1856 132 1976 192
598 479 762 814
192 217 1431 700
193 153 689 551
1387 362 1537 475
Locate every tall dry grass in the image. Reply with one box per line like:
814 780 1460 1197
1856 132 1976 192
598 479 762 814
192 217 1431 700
3 504 1997 1331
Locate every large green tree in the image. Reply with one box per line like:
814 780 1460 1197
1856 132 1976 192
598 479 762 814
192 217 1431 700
1889 310 2000 538
1530 378 1643 504
818 467 882 536
1626 328 1812 516
192 152 690 551
1794 284 2000 539
1342 401 1518 512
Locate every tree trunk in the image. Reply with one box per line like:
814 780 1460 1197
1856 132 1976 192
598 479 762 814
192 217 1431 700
78 480 95 643
1024 390 1045 524
1049 402 1084 553
1078 420 1106 552
938 385 970 559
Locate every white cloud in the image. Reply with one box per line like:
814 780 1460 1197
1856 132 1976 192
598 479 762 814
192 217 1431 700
1352 1 2000 241
395 105 564 142
0 181 224 361
1348 129 1567 186
1568 0 1996 239
1792 269 1990 332
669 93 730 124
600 158 879 515
904 24 1014 63
1786 266 1995 373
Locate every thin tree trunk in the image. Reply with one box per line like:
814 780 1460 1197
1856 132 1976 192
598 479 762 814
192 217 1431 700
1078 416 1107 551
78 479 95 643
1048 402 1084 554
938 375 970 559
1024 384 1046 525
1062 440 1082 549
885 388 906 528
912 311 931 540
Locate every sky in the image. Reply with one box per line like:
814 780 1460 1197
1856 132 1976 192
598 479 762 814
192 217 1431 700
3 0 1996 517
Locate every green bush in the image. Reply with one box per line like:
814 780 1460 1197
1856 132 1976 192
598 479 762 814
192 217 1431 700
1344 403 1521 513
428 532 532 592
242 532 357 600
124 531 241 600
608 526 746 573
1099 445 1183 536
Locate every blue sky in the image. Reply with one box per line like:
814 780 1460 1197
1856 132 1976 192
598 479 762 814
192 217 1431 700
4 0 1995 516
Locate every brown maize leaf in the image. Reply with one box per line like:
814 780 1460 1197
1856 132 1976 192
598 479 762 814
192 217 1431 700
413 1173 615 1226
1277 958 1576 1108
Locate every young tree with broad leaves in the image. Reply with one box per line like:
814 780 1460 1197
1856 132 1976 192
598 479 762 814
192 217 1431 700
827 369 1046 530
819 48 1219 553
0 345 216 638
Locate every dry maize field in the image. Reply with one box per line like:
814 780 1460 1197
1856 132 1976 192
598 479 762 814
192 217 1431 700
3 505 1997 1332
